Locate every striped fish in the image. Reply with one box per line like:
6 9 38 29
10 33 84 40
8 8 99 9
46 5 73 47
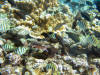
2 43 15 51
0 13 11 33
79 34 97 47
77 20 86 31
54 23 66 31
90 35 100 48
14 47 29 55
46 62 57 72
79 34 90 46
87 35 95 45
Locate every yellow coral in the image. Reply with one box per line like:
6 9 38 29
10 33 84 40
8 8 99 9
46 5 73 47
2 0 73 37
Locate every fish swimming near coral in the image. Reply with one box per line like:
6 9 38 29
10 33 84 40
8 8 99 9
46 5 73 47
45 62 57 72
77 20 86 31
54 23 66 31
41 32 58 43
0 13 11 33
81 11 92 21
72 12 82 29
14 47 29 55
2 43 15 51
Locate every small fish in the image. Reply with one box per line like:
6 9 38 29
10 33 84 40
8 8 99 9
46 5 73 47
0 23 10 32
46 62 57 72
2 43 15 51
54 23 65 31
32 45 47 50
72 12 82 29
14 47 29 55
0 19 11 33
81 11 92 21
77 20 86 31
41 32 58 43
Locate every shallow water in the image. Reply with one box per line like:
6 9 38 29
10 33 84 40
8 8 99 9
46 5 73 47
0 0 100 75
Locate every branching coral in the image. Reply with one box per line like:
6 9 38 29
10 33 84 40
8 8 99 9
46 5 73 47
1 0 73 37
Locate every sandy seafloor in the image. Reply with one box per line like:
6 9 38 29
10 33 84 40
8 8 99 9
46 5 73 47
0 0 100 75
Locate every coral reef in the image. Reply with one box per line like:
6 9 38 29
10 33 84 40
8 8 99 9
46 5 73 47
0 0 100 75
6 53 22 65
1 0 73 37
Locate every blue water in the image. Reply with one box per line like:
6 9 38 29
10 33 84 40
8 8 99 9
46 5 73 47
58 0 99 15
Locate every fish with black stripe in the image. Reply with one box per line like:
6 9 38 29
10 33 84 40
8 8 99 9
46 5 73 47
2 43 15 51
14 46 29 55
0 13 12 33
45 62 57 72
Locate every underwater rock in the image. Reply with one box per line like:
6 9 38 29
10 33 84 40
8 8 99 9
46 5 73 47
0 57 4 65
1 30 27 47
0 39 4 46
94 0 100 12
87 64 100 75
0 48 3 57
91 58 100 66
42 32 70 55
63 55 89 68
91 46 100 57
0 65 14 75
2 0 73 37
81 11 96 21
0 65 23 75
32 47 58 59
7 0 16 7
25 57 47 75
6 53 22 65
2 43 15 51
95 13 100 20
11 25 31 36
